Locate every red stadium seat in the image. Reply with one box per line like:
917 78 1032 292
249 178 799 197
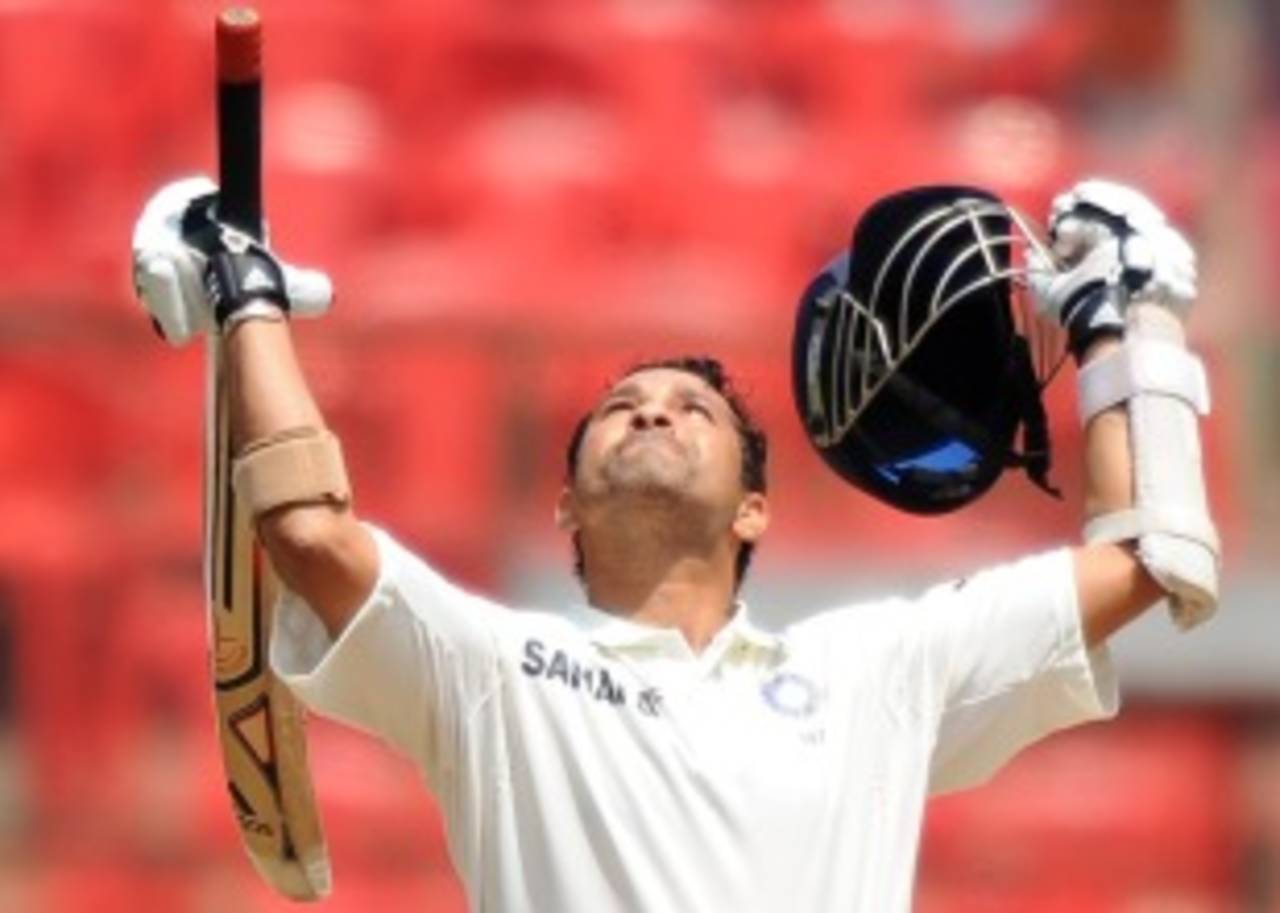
304 718 454 866
317 337 506 589
921 710 1241 894
44 861 192 913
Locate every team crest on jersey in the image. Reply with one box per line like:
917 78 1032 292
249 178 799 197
761 671 822 718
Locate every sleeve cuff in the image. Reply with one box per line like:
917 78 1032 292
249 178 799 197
927 549 1122 794
1055 569 1121 723
269 525 395 702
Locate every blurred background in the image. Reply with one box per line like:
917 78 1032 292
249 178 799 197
0 0 1277 910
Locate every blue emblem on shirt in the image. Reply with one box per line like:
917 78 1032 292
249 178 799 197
761 672 821 718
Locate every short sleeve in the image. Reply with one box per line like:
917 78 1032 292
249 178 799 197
921 549 1120 793
270 525 507 790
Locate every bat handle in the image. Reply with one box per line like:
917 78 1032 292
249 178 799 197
216 7 263 238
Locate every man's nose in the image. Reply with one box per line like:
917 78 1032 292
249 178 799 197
630 403 673 430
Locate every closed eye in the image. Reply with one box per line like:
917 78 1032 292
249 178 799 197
601 399 634 416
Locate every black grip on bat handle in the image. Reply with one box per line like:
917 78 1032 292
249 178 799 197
217 79 263 240
216 7 264 240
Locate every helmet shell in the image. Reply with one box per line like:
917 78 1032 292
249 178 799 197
792 186 1026 514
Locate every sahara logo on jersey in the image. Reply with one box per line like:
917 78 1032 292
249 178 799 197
521 639 627 707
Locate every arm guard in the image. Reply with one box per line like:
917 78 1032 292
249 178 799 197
1078 303 1219 628
232 427 352 519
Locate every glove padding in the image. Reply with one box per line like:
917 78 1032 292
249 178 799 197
131 176 333 346
1028 178 1197 358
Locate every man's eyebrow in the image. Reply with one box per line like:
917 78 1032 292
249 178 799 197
675 384 724 411
598 377 724 411
602 382 642 401
676 386 713 402
597 382 642 409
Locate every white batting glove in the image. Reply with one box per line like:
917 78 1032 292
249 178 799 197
1027 178 1197 359
131 176 333 346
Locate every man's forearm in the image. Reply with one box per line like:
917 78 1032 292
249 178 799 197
225 315 379 636
226 317 326 449
1075 337 1163 646
1079 338 1133 520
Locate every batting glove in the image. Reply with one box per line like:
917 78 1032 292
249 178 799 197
131 176 333 346
1027 178 1197 360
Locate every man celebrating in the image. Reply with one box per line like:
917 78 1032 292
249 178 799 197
133 178 1217 911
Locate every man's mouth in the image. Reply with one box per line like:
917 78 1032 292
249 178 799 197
619 430 681 452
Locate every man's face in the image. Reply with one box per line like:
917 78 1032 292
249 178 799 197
568 367 748 515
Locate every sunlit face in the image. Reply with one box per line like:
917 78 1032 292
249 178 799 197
569 367 749 514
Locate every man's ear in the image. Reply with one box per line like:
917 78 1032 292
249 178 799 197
555 486 579 532
732 492 769 543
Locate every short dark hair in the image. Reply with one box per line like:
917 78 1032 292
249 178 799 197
564 355 768 589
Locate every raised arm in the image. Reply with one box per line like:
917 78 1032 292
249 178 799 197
227 318 378 636
132 178 377 636
1031 180 1219 648
1072 336 1163 647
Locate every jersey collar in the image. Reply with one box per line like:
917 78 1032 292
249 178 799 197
566 599 782 660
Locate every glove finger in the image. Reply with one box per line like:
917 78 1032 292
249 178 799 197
1168 278 1197 307
1074 178 1165 228
1159 225 1196 265
135 253 198 346
1048 193 1075 227
1163 261 1198 298
1025 245 1055 276
1024 248 1058 314
143 176 216 233
1078 237 1124 282
1050 214 1091 260
1166 257 1197 288
133 176 217 266
285 265 334 318
1053 215 1118 264
1121 234 1157 274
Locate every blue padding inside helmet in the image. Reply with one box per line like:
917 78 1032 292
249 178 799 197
872 439 980 485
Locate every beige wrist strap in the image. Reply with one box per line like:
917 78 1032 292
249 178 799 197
232 427 352 517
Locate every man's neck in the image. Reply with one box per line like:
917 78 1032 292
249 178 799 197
583 540 738 654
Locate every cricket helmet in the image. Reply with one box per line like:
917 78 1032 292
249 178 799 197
791 185 1064 515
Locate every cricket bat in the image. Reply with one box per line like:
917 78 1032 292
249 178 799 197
205 7 331 899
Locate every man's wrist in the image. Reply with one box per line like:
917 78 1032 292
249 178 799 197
204 243 291 327
1078 333 1123 367
1061 284 1125 363
224 299 288 334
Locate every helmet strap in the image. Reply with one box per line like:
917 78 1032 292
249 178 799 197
1004 336 1062 498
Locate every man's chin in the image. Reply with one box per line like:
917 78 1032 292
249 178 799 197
602 464 694 502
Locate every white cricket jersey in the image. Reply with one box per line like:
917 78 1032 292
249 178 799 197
271 526 1118 913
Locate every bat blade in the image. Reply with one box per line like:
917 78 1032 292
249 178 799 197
206 6 331 900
